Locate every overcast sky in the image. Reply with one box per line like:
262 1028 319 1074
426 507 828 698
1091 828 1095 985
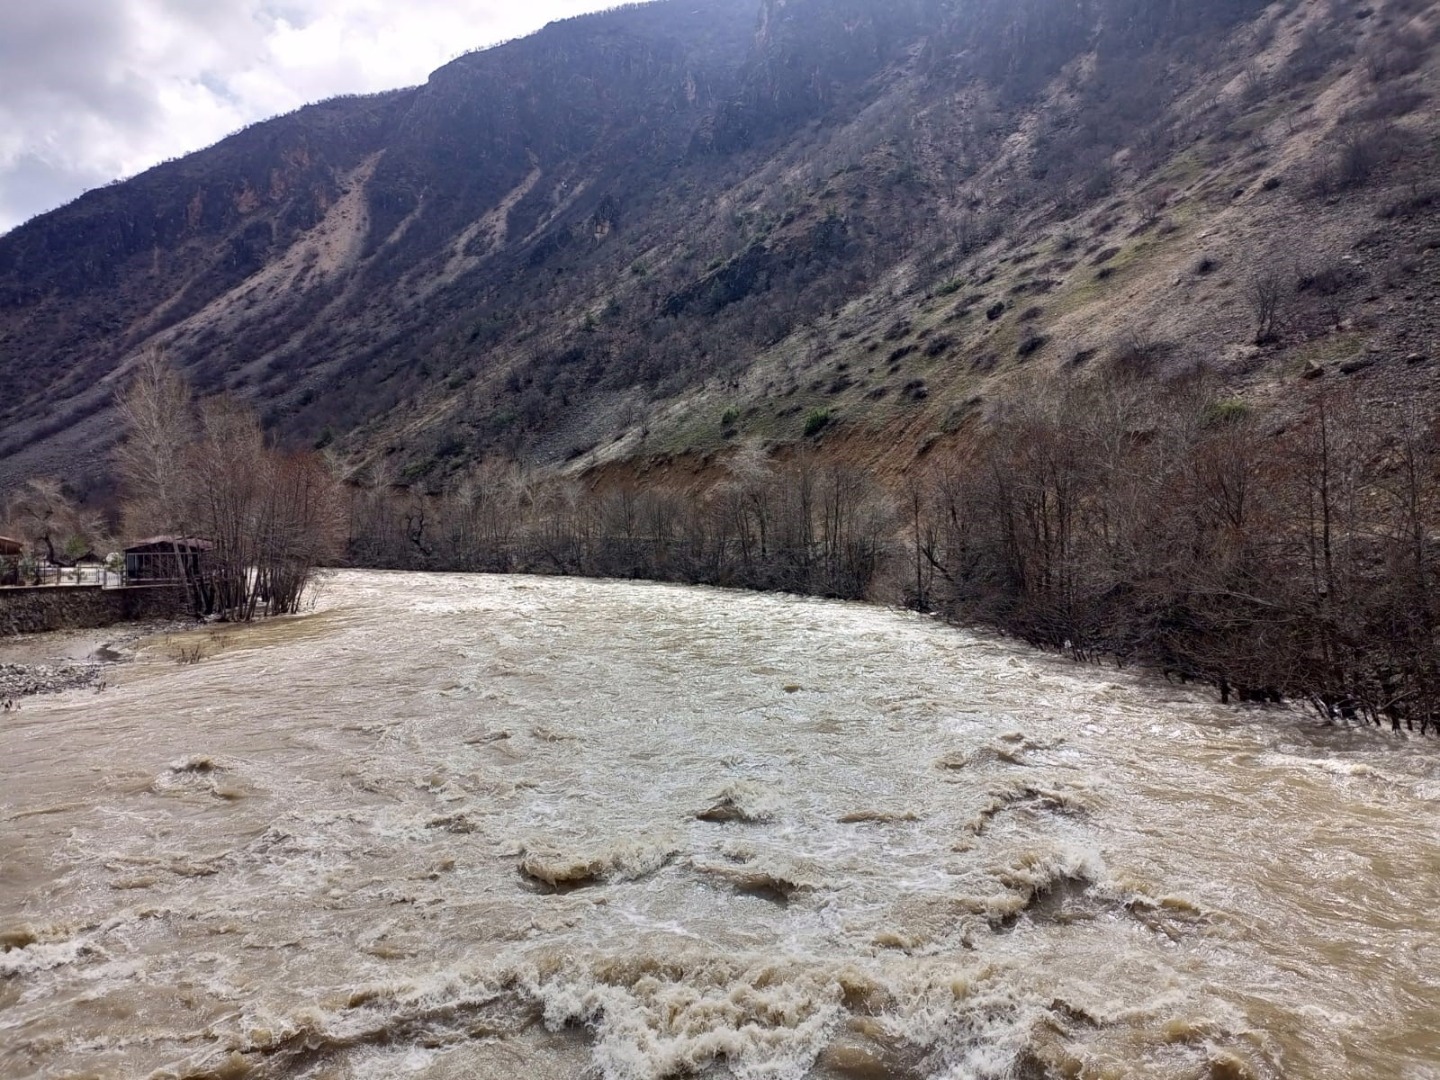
0 0 626 235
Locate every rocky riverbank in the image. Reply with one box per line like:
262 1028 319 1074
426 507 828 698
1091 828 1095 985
0 661 103 701
0 619 198 702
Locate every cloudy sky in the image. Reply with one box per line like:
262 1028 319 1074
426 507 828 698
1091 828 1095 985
0 0 625 234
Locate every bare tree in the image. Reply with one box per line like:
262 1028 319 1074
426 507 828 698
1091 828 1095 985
115 364 341 621
114 350 196 537
5 479 105 579
1247 271 1288 345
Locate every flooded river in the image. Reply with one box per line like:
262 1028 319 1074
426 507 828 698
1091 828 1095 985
2 571 1438 1080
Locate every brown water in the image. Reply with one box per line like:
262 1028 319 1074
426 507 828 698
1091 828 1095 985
2 571 1438 1080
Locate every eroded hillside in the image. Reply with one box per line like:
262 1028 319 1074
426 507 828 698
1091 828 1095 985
0 0 1435 494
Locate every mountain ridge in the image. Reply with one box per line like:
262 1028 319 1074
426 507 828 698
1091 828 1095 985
1 0 1436 497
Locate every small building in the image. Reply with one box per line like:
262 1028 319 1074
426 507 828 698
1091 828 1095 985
0 535 21 587
71 550 108 584
124 537 214 584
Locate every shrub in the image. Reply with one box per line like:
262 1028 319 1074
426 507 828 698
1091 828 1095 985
1110 328 1166 379
1311 122 1406 194
1248 271 1289 345
1346 88 1429 123
1296 263 1357 297
1363 30 1427 83
1282 25 1352 86
1378 185 1440 220
1205 399 1250 426
1016 332 1049 358
804 408 833 437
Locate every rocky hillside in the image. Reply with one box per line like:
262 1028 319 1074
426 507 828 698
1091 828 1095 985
0 0 1436 495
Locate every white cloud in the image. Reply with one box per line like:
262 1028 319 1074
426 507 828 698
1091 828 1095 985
0 0 624 234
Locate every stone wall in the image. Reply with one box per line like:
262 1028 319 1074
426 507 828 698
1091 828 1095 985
0 585 193 637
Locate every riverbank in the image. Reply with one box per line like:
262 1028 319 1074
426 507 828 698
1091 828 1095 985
0 619 198 699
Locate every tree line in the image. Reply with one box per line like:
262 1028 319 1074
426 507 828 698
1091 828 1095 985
346 371 1438 736
344 440 893 604
911 373 1439 735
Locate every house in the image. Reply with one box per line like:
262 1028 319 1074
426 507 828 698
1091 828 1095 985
0 535 21 587
124 537 214 584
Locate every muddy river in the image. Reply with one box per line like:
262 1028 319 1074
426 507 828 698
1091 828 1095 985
2 571 1438 1079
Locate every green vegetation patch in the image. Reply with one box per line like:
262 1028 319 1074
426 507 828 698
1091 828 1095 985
1288 331 1366 372
804 407 834 437
1204 398 1251 426
1050 234 1173 319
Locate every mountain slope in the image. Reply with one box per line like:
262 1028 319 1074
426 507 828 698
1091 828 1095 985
0 0 1436 495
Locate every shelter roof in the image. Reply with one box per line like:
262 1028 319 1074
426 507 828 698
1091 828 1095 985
125 536 215 553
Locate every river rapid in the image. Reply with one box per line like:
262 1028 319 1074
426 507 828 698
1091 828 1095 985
2 571 1438 1080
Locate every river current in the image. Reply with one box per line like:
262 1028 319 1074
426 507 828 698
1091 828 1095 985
2 571 1438 1079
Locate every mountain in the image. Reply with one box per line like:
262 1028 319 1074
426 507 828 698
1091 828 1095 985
1 0 1436 496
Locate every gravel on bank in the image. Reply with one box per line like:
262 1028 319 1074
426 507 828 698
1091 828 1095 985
0 618 202 702
0 661 103 700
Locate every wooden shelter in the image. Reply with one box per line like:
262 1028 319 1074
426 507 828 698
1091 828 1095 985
124 537 214 584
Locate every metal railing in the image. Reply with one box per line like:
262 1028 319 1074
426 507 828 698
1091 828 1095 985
0 564 125 589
